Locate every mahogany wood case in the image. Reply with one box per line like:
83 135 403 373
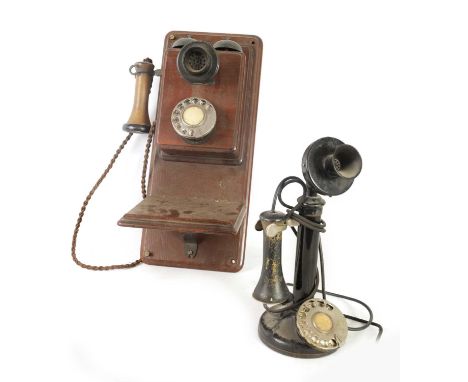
118 31 263 272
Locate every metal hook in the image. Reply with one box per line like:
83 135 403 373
129 64 137 75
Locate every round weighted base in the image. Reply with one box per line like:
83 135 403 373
258 309 337 358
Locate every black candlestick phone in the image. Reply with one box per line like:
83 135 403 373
252 137 382 357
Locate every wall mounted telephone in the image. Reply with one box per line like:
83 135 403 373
72 31 262 272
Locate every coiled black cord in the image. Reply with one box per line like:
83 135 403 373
271 176 306 211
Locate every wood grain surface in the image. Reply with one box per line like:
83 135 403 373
119 31 262 272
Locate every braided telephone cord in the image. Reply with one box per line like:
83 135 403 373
71 125 154 270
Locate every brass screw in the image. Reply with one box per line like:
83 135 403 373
169 34 175 40
144 250 152 257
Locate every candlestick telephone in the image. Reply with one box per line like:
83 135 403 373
71 31 382 357
72 31 262 272
251 138 383 357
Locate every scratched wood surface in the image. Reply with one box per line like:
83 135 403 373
118 194 246 234
119 31 262 272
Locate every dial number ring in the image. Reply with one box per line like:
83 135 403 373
171 97 216 141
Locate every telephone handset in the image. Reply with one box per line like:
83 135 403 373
71 58 156 270
123 58 156 134
72 32 262 272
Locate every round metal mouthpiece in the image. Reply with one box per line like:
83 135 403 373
177 41 219 84
324 144 362 179
302 137 363 196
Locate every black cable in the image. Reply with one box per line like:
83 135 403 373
264 279 383 340
271 176 306 211
288 212 326 232
317 235 381 340
345 314 383 341
271 176 326 232
317 289 373 331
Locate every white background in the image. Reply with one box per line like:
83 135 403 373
2 0 468 381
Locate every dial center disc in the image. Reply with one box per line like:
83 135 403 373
312 312 333 333
182 106 205 126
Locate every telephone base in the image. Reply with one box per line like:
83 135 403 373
258 309 337 358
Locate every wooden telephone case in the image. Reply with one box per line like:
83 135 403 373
118 31 262 272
